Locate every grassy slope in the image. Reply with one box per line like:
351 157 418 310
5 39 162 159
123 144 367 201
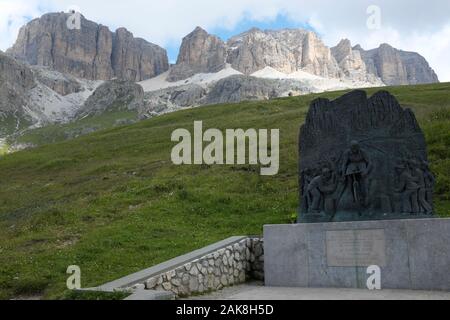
0 113 32 138
11 110 139 147
0 83 449 299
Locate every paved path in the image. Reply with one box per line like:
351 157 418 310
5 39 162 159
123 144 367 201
190 282 450 300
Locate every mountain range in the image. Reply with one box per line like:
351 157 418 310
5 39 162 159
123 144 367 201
0 12 440 151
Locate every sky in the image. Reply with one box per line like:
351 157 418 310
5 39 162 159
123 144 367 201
1 0 450 81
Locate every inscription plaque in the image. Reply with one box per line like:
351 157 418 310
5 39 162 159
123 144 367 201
326 229 386 267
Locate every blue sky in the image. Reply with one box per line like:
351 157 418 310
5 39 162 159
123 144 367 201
1 0 450 80
211 13 314 41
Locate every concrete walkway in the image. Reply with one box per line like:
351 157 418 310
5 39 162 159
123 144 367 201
189 282 450 300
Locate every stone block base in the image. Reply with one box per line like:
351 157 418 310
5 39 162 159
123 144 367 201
264 218 450 291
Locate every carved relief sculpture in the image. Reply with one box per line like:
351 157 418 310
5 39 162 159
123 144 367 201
298 90 435 223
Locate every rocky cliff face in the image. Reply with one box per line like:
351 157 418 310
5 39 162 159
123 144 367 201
204 75 309 105
7 13 169 82
0 51 37 136
227 28 341 77
112 28 169 81
0 52 36 111
353 44 439 85
32 65 83 96
77 80 144 117
143 84 207 116
169 28 342 82
227 28 303 75
8 14 439 88
167 27 227 81
331 39 369 83
0 50 106 138
168 27 439 87
141 74 314 118
263 29 341 78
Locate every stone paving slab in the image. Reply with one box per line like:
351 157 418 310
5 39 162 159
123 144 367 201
124 289 174 300
189 283 450 300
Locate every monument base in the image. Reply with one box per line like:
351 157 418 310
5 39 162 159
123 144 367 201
298 212 435 223
264 218 450 291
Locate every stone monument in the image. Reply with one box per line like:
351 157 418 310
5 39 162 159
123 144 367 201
264 90 450 291
298 90 435 222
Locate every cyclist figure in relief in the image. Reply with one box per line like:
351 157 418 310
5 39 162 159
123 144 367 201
341 141 372 207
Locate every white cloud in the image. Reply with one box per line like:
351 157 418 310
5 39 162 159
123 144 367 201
0 0 49 51
0 0 449 80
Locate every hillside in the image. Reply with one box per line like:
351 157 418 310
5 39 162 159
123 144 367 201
0 83 449 299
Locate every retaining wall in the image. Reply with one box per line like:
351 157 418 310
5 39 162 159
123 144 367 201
143 238 264 297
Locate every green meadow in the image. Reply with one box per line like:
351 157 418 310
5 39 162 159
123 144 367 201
0 83 449 299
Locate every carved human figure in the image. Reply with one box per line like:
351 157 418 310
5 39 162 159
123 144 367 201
341 141 372 206
300 168 314 212
306 168 337 214
410 160 433 214
395 164 420 214
422 161 435 209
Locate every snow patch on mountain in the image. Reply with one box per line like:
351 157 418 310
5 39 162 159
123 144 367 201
139 64 242 92
251 66 385 92
140 64 384 97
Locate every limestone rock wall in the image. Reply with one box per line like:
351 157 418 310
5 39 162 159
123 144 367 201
77 79 144 117
169 27 342 81
354 44 439 85
169 27 438 86
167 27 227 82
8 13 169 82
0 50 108 138
0 51 36 136
141 75 311 118
8 14 438 87
112 28 169 81
0 52 36 111
204 75 310 105
32 65 83 96
331 39 378 84
227 28 341 78
143 238 264 297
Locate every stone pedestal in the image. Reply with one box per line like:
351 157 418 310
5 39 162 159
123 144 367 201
264 218 450 291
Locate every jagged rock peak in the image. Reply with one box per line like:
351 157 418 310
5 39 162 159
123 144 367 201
167 26 227 82
7 12 169 82
331 39 353 61
191 26 209 35
330 39 380 83
168 26 439 86
353 43 439 85
167 27 342 81
226 28 340 77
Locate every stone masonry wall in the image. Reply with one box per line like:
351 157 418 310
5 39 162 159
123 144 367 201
143 238 263 297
